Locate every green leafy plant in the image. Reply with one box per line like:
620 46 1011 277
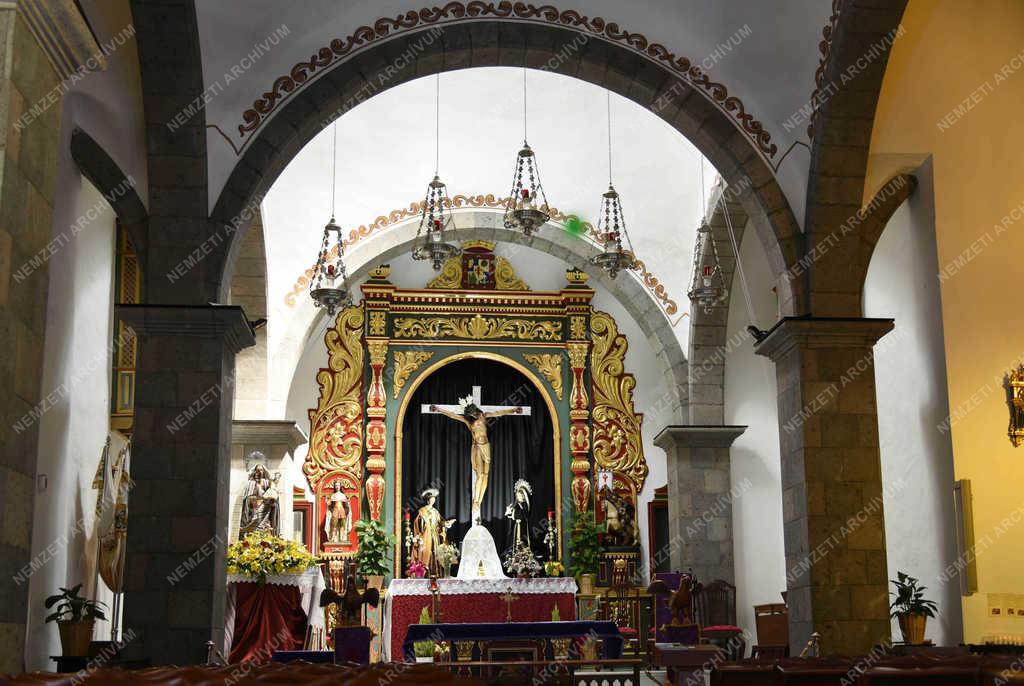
413 640 435 658
44 584 107 624
354 518 397 578
418 606 433 624
567 510 604 578
889 571 938 618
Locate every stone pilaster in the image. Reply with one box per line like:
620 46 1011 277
0 5 65 672
755 316 893 655
654 425 746 585
118 305 254 665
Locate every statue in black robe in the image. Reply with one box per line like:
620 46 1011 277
504 479 533 554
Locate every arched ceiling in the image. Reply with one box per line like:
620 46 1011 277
260 68 705 419
195 0 834 225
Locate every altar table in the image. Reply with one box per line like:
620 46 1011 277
403 620 625 662
224 568 326 663
382 577 578 662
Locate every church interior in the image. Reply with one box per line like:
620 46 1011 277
1 1 1023 684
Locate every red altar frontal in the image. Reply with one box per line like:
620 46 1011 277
382 577 578 661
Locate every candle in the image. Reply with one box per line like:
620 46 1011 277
548 510 553 519
405 510 411 521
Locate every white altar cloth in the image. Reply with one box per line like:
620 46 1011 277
456 524 506 579
223 568 327 653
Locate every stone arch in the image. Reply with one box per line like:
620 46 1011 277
802 0 910 315
69 127 149 283
284 211 689 423
208 14 805 317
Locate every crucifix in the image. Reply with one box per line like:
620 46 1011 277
422 385 531 523
501 584 520 623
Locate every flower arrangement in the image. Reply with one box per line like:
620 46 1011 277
226 531 317 583
436 543 460 575
407 560 427 578
503 547 542 577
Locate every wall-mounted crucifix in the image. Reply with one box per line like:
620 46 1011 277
422 385 531 523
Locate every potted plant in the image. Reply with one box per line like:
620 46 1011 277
568 510 603 594
890 571 938 645
413 639 435 663
226 531 317 584
354 518 397 588
45 584 106 656
406 560 427 578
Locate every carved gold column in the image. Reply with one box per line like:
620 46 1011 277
568 341 592 512
361 264 395 522
365 339 388 521
563 267 595 512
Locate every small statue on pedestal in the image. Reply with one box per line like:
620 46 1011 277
411 488 455 577
239 464 280 536
505 479 533 554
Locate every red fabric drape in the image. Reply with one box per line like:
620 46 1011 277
390 592 576 660
230 583 308 663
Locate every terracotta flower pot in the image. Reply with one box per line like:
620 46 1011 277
57 619 95 656
898 613 928 645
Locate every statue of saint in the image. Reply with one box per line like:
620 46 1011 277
239 465 280 536
411 488 455 576
324 481 352 544
504 479 533 554
430 400 523 521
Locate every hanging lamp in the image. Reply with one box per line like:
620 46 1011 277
412 74 461 270
503 69 551 237
309 122 353 315
687 157 728 313
589 91 638 278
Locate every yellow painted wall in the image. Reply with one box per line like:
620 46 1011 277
867 0 1024 643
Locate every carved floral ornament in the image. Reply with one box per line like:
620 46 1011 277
281 196 680 319
304 307 365 489
235 2 778 161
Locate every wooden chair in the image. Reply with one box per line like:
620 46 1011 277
598 559 645 656
753 602 789 658
694 580 744 660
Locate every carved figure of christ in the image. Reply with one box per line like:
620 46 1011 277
422 385 531 523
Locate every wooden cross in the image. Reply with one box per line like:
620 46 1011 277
420 385 532 417
502 584 520 623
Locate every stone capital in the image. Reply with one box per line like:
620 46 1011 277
753 316 894 361
232 420 307 454
654 425 747 451
118 304 256 355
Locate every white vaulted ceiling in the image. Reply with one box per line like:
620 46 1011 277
258 67 713 417
194 0 834 223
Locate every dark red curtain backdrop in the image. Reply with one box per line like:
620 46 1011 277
389 591 576 660
229 583 308 663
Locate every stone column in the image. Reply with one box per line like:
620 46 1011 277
754 317 893 655
654 426 746 585
119 305 254 665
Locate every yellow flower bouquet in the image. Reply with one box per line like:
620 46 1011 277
226 532 317 584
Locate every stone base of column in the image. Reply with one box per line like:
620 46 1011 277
654 425 746 585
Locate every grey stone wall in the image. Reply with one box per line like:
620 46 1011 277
0 9 63 673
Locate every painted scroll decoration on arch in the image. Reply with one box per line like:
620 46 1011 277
589 309 648 497
304 306 365 492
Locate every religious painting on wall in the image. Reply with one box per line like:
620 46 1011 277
461 244 496 289
317 473 360 554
